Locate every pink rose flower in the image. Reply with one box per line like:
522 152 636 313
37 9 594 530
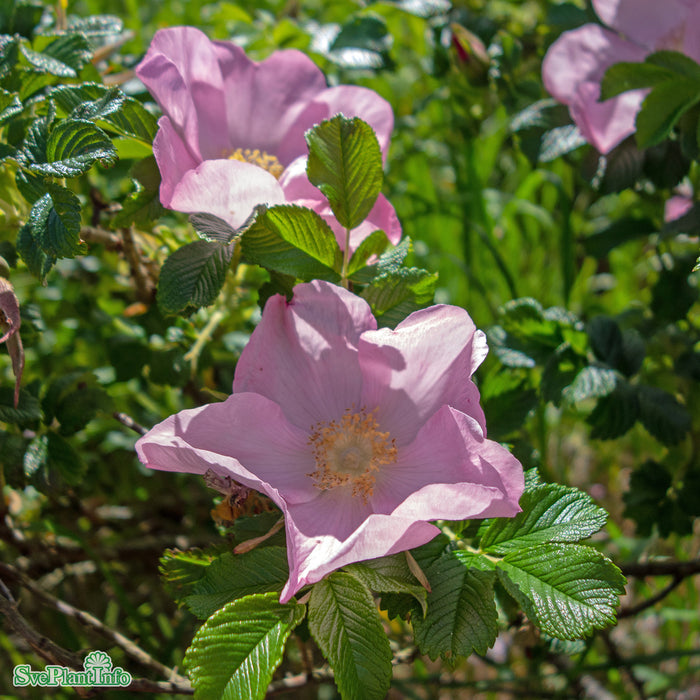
136 27 400 252
543 0 700 154
136 281 524 602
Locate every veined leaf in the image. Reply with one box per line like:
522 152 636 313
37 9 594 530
308 572 392 700
306 115 383 230
240 204 341 281
28 186 84 259
159 547 221 606
157 240 235 315
479 483 608 553
184 592 305 700
496 543 626 640
412 550 498 659
186 547 289 620
347 229 389 276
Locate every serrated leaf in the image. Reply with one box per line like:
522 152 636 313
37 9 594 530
412 551 498 659
31 118 117 177
306 115 383 230
539 125 587 162
587 380 640 440
186 547 289 620
160 548 219 605
51 83 158 143
637 385 691 445
496 543 626 640
541 344 586 405
157 240 235 315
0 387 41 426
42 370 109 434
16 222 55 279
23 433 48 477
20 44 76 77
361 267 437 327
0 88 22 124
190 212 239 243
308 572 392 700
480 483 607 554
240 204 341 281
564 365 617 403
38 33 92 73
28 187 84 258
635 78 700 149
347 229 389 276
184 592 305 700
0 35 20 78
344 554 428 616
114 186 163 228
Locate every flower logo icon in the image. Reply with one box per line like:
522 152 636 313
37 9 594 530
83 651 113 673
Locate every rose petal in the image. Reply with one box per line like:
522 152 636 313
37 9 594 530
372 405 523 519
136 26 230 161
234 280 376 429
168 159 285 228
212 44 328 163
281 493 439 601
152 116 200 209
359 304 488 445
135 393 316 503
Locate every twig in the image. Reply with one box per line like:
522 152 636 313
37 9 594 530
184 309 225 377
600 631 647 700
0 562 190 684
81 226 122 251
121 227 155 303
113 411 148 436
618 574 684 619
620 558 700 578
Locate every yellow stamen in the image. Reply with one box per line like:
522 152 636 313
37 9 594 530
307 408 398 502
226 148 284 179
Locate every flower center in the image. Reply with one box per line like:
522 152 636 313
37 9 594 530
307 408 398 502
226 148 284 179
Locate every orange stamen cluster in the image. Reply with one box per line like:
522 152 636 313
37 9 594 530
226 147 284 178
307 408 398 502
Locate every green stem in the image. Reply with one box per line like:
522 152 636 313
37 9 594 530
341 227 351 289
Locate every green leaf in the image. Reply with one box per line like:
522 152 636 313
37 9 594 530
0 35 20 78
479 483 608 554
0 88 22 124
186 547 289 620
600 61 677 100
157 240 235 315
637 385 691 445
587 316 645 377
344 554 428 616
635 78 700 149
31 118 117 178
347 229 389 276
587 380 640 440
0 387 41 427
28 186 84 258
184 592 305 700
240 204 341 281
412 550 498 659
308 572 392 700
16 222 55 280
496 543 626 640
50 83 158 143
306 115 383 230
190 212 239 244
361 267 437 327
583 217 658 258
42 370 109 434
37 33 92 73
564 365 617 403
539 124 587 162
20 44 76 77
646 50 700 80
541 344 586 406
45 431 86 485
159 548 220 606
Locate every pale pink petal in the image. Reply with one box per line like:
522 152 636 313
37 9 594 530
359 305 488 446
665 194 694 222
168 159 285 229
372 405 523 519
543 24 648 107
279 85 394 165
212 44 328 163
136 26 230 161
280 493 439 601
680 5 700 63
135 393 316 503
0 278 20 344
233 281 376 429
570 81 645 154
152 117 200 209
592 0 692 49
279 157 402 253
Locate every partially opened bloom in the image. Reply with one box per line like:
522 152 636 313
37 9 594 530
136 281 524 602
136 27 400 252
543 0 700 154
